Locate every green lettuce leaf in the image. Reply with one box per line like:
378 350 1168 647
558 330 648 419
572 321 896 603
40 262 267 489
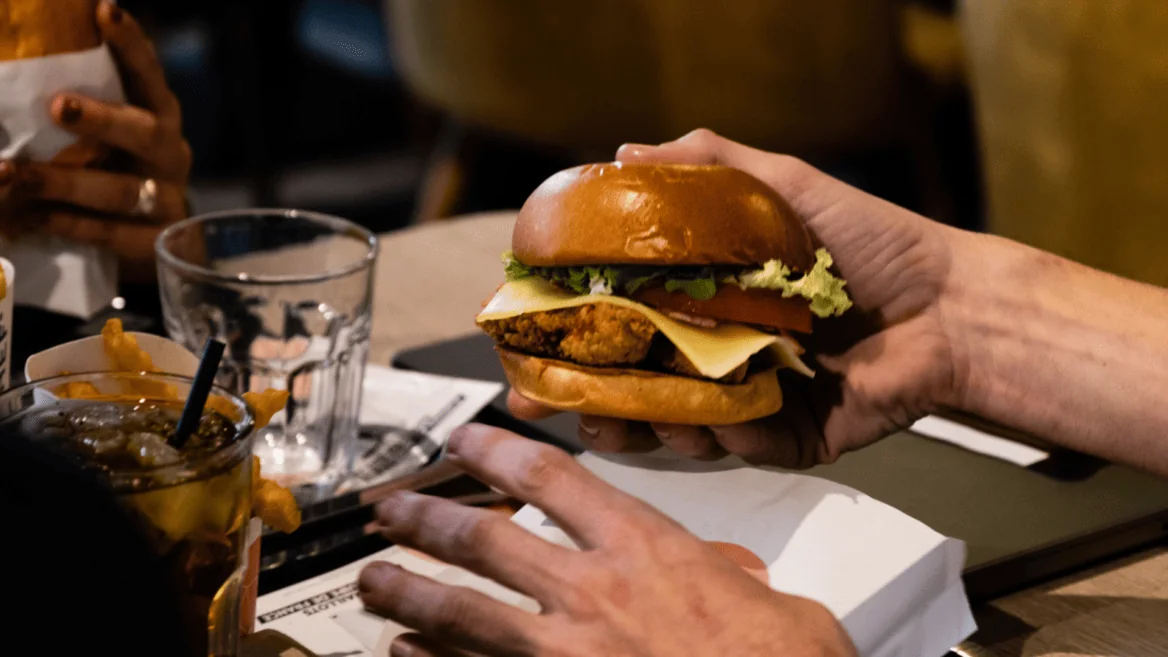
500 249 853 314
663 277 718 301
624 273 660 294
502 251 533 281
736 248 853 317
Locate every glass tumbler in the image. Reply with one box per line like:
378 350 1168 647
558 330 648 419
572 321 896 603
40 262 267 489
156 209 377 501
0 372 256 657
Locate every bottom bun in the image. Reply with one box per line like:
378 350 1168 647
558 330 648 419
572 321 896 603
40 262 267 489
497 347 782 425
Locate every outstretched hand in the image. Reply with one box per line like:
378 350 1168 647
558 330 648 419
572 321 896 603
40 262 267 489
359 424 856 657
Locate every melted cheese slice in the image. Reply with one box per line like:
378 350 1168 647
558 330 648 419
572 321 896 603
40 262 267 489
477 278 814 380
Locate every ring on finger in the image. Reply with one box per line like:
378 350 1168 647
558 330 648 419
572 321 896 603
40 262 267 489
131 178 157 217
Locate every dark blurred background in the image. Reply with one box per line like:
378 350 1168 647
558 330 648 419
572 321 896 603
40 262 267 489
114 0 1168 294
119 0 982 237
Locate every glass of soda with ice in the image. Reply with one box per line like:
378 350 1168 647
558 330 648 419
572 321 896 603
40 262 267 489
0 372 256 657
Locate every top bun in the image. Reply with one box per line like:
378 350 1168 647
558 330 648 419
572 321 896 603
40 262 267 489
0 0 102 60
513 163 816 270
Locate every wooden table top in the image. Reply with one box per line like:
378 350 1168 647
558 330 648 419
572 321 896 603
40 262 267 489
373 211 1168 657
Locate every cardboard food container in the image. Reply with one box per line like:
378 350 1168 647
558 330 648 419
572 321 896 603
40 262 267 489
24 330 200 381
23 330 265 637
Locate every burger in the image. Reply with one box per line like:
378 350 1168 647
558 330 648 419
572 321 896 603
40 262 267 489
0 0 102 60
475 163 853 425
0 0 111 166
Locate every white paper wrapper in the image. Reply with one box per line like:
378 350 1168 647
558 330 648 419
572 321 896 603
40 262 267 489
0 44 124 318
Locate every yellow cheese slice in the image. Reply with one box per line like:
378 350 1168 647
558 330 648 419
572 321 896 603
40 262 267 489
476 278 814 380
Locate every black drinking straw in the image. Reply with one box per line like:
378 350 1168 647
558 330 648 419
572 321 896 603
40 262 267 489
170 338 226 449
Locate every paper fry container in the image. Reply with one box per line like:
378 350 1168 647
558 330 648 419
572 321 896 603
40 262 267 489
23 330 200 382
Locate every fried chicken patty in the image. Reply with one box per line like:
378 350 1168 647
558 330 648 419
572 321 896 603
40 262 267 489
480 304 750 384
481 304 657 366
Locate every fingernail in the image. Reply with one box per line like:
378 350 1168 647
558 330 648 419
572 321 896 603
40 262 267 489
389 638 415 657
357 562 398 594
445 424 471 458
0 162 13 186
615 143 651 161
578 421 600 440
59 97 83 125
445 423 488 460
105 1 123 23
375 491 414 524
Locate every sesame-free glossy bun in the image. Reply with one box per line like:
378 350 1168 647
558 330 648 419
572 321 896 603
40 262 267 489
498 347 782 425
512 162 816 270
0 0 102 60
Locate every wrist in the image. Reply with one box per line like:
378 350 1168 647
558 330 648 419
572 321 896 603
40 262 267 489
936 227 1168 469
934 227 1030 418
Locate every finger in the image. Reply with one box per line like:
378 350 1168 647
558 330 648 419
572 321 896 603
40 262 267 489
710 377 823 469
650 423 727 461
375 491 572 602
24 165 184 221
51 95 166 160
709 419 799 468
576 416 657 453
446 424 673 547
0 161 15 188
506 389 560 420
358 562 540 655
43 211 162 264
616 129 828 217
391 634 474 657
97 1 181 121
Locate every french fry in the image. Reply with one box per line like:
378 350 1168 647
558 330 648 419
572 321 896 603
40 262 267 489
243 390 289 428
250 456 302 533
57 380 102 399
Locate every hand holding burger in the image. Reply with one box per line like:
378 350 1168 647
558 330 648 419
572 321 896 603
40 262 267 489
499 129 968 467
0 0 191 280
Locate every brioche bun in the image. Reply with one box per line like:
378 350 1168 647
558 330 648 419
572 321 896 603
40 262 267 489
498 347 782 425
512 162 816 270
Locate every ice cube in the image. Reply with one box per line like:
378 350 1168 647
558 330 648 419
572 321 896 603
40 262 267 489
126 432 181 467
19 409 74 439
79 429 129 457
70 403 129 431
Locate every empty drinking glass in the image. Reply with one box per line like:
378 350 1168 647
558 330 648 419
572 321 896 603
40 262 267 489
156 209 377 501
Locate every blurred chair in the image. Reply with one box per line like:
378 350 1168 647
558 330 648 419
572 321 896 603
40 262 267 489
383 0 965 222
962 2 1168 287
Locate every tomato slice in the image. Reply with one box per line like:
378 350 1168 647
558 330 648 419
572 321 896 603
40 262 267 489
632 285 813 333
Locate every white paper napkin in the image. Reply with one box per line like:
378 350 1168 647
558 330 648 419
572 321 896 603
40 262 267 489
368 451 977 657
0 44 124 318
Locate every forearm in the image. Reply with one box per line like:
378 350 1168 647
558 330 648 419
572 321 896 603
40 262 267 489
945 229 1168 475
